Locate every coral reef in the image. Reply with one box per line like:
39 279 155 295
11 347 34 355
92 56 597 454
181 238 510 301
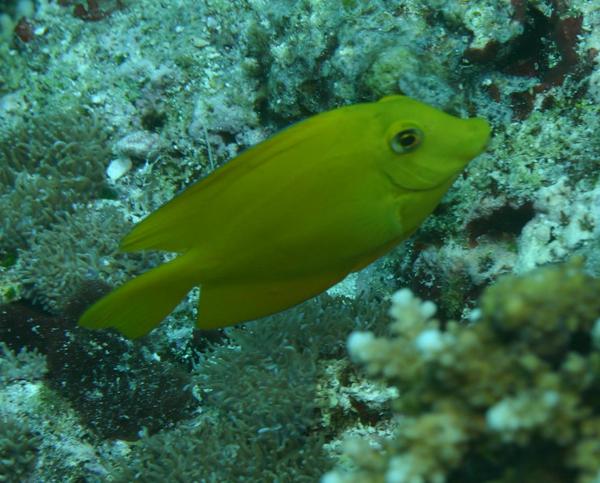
325 259 600 483
0 300 197 440
13 203 158 313
0 103 110 254
0 343 44 483
110 294 391 481
46 326 197 440
0 342 47 384
0 340 124 481
0 0 597 480
0 414 41 483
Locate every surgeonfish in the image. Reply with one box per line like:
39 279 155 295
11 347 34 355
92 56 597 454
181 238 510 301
79 95 491 338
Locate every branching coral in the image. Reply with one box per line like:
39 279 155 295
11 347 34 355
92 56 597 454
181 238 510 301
13 202 159 313
110 294 391 481
0 103 110 254
0 413 41 483
325 259 600 483
0 342 47 384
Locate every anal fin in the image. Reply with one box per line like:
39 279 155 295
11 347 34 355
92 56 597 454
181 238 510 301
197 271 346 329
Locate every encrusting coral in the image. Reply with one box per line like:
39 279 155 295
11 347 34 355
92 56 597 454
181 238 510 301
324 259 600 483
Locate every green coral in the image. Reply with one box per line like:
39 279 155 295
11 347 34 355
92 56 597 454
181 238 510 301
0 414 41 483
13 203 159 313
0 102 111 254
326 259 600 483
111 294 390 481
0 343 47 384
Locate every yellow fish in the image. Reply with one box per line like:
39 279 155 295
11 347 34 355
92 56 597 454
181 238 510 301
79 95 490 338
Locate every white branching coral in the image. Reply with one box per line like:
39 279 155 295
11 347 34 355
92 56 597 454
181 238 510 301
325 261 600 483
348 289 448 377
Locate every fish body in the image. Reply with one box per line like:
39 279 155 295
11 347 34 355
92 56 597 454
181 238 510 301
79 96 490 338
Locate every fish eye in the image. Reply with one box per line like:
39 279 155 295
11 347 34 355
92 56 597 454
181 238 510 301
390 128 423 154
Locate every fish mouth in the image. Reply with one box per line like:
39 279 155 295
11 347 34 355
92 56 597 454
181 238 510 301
385 171 456 193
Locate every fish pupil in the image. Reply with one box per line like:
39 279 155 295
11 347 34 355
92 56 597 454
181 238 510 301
399 133 416 146
390 128 422 153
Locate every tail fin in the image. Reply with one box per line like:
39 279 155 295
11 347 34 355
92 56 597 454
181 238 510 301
79 255 196 338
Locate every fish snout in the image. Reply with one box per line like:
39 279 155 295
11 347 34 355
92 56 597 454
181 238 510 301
461 117 491 160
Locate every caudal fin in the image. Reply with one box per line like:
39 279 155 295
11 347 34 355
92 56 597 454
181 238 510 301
79 255 196 338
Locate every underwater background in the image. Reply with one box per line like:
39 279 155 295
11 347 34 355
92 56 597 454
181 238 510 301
0 0 599 481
